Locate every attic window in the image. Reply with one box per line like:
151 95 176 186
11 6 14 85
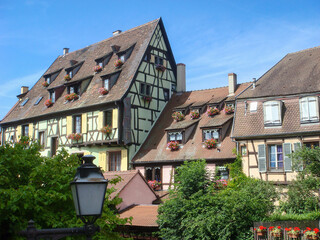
44 71 59 84
203 129 219 141
96 53 112 68
250 102 258 112
101 71 120 92
34 97 43 105
168 132 183 144
20 98 29 106
65 63 82 80
68 84 80 94
263 100 282 126
49 90 55 103
117 44 135 63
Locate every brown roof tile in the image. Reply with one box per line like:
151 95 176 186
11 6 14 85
120 205 159 227
1 19 160 124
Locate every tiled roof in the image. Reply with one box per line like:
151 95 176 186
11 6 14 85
233 97 320 138
1 19 160 124
132 84 249 163
238 46 320 99
120 205 159 227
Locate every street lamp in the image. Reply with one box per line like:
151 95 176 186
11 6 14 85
20 155 108 240
71 155 108 224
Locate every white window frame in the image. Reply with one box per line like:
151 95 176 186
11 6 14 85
203 129 219 141
299 96 319 123
268 144 284 170
168 132 183 143
263 100 282 126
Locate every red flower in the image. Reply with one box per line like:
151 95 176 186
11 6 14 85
277 226 281 229
294 227 300 231
306 227 312 231
254 228 256 231
269 226 274 230
314 228 319 233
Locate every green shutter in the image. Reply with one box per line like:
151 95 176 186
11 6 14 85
258 144 267 172
283 143 292 172
294 142 303 171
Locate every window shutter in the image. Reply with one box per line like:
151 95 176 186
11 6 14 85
258 144 267 172
283 143 292 172
97 112 104 129
112 108 118 129
163 59 167 67
66 116 72 135
123 97 132 144
81 113 87 133
150 55 155 63
16 125 22 141
99 151 107 171
121 149 127 171
29 124 34 139
294 142 303 171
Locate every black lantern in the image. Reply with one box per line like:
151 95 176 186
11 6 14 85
70 155 108 224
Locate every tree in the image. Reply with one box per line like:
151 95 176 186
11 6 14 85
0 137 129 239
158 159 278 240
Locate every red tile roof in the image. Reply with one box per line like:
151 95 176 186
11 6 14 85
120 205 159 227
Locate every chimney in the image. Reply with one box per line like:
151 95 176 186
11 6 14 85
177 63 186 92
63 48 69 55
113 30 122 36
252 78 256 89
21 86 29 94
228 73 237 95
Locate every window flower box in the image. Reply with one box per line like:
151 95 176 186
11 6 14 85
304 228 320 239
172 112 185 122
156 64 166 72
100 125 112 135
98 87 108 95
42 81 49 87
114 59 124 68
67 133 82 141
65 93 79 101
148 180 161 190
204 138 217 149
167 141 179 151
190 111 200 119
214 179 228 190
44 99 53 108
254 226 267 237
64 74 71 81
93 65 102 73
207 107 219 116
142 96 152 102
285 227 300 238
269 226 282 238
225 106 234 114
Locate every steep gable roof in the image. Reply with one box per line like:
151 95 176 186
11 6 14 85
238 45 320 99
1 19 160 125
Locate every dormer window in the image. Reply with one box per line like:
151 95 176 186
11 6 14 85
168 132 183 143
119 54 125 62
203 129 219 141
101 71 120 92
116 44 135 63
68 84 80 95
49 90 55 103
46 76 51 84
300 96 319 123
43 70 60 85
96 53 112 68
263 100 282 126
65 62 82 80
103 78 109 91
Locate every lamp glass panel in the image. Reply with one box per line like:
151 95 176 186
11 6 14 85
71 184 80 215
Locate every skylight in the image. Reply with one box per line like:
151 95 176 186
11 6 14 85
20 98 29 106
34 97 43 105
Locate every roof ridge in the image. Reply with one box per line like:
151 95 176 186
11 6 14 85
288 45 320 55
59 18 160 58
185 82 251 93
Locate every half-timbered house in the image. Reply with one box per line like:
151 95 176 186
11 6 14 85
0 18 182 171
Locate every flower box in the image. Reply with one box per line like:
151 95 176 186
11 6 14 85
207 107 219 116
93 65 102 73
269 226 282 238
225 106 234 114
156 64 166 72
190 111 200 119
214 179 228 189
142 96 152 102
167 141 179 151
204 138 217 149
148 180 161 190
65 93 79 101
64 74 71 81
67 133 82 141
114 59 124 68
286 227 300 239
304 228 320 239
172 112 185 121
44 99 53 107
98 87 108 95
255 226 267 236
100 125 112 135
42 81 49 87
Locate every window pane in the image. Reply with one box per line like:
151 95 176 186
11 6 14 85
271 105 280 122
308 98 318 119
301 99 309 120
265 105 273 122
70 86 74 93
104 79 109 90
99 62 103 67
176 133 182 140
213 131 219 139
145 168 152 181
155 167 161 182
116 152 121 171
75 116 81 133
169 134 176 141
277 145 283 168
146 85 151 96
269 145 276 168
205 132 211 140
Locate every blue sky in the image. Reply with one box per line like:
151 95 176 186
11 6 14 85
0 0 320 120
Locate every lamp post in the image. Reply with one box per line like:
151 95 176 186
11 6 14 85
20 155 108 240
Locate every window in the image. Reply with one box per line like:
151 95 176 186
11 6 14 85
119 54 125 62
263 101 282 126
101 72 120 92
34 97 43 105
269 145 283 169
241 145 247 156
50 90 55 103
168 132 183 143
216 166 229 180
46 76 51 84
145 166 161 182
109 151 121 171
68 84 80 94
22 125 29 136
155 56 163 65
304 142 319 149
96 53 112 68
103 79 109 90
44 71 59 84
140 83 151 96
66 64 82 79
250 102 258 112
163 88 170 101
300 96 319 123
73 115 81 133
144 53 150 61
172 84 177 92
67 70 73 78
104 110 112 126
203 129 219 141
20 98 29 106
38 131 45 147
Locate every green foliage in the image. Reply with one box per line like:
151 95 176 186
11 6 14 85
0 137 129 239
291 146 320 177
158 159 278 240
225 151 246 180
267 211 320 221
